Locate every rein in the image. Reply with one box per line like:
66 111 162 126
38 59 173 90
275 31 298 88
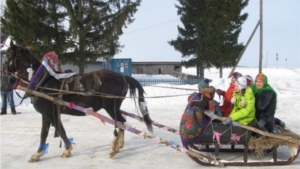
14 75 192 99
7 47 192 100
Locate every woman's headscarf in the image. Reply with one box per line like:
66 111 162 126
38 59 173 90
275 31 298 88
250 73 277 98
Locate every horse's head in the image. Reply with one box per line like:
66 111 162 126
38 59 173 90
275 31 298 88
5 41 40 81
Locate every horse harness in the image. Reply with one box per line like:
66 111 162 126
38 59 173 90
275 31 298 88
51 72 103 141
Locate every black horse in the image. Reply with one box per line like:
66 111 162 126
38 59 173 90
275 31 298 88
5 41 153 162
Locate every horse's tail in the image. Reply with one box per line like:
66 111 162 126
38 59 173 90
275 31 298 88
124 76 153 132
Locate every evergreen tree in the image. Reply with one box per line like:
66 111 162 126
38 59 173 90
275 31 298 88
1 0 141 73
1 0 68 58
1 24 9 43
60 0 141 73
169 0 248 78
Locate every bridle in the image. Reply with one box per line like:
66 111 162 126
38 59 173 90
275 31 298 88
6 45 37 81
5 46 19 73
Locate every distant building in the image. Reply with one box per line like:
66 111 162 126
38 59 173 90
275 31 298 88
63 61 183 76
132 61 182 75
62 61 103 73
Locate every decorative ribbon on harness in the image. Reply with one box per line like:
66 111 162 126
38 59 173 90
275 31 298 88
41 51 76 79
138 131 148 139
40 143 49 154
169 141 180 150
65 137 75 147
230 133 240 142
213 131 222 144
68 102 75 109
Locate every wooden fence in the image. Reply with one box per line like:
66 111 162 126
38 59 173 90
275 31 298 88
135 78 203 86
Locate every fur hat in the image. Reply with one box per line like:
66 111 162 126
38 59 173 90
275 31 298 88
235 76 247 89
245 75 253 86
231 72 242 79
198 79 211 90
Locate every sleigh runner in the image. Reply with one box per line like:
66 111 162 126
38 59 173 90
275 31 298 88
15 85 300 166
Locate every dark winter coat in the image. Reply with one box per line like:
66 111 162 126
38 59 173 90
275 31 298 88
254 90 276 125
0 71 17 92
250 73 277 132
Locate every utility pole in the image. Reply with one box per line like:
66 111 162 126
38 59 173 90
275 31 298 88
265 51 268 68
259 0 263 73
276 53 278 69
285 58 287 69
228 20 260 78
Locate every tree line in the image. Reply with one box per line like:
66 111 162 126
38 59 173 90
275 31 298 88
1 0 249 77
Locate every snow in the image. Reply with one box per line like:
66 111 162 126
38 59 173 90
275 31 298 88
1 67 300 169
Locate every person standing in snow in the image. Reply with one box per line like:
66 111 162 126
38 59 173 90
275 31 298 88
1 69 17 115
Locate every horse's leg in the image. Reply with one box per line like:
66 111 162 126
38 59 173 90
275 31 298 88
28 116 51 163
106 99 126 158
116 100 125 150
109 131 119 158
117 128 124 149
109 128 124 158
56 120 73 158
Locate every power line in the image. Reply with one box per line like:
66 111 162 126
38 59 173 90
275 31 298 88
123 19 180 35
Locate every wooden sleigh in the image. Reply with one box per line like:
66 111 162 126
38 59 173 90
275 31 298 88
16 85 300 167
123 110 300 166
188 121 300 166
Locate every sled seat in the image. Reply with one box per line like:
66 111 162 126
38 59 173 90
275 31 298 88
197 121 254 145
194 121 258 162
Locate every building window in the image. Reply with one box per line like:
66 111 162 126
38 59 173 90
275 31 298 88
174 65 181 72
136 67 143 74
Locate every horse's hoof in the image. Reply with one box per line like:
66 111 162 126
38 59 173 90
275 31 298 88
28 152 43 163
61 151 72 158
61 153 71 158
28 157 39 163
109 152 117 158
61 146 73 158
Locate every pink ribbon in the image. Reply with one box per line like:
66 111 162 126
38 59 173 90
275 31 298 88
231 133 240 142
213 131 222 144
68 102 74 109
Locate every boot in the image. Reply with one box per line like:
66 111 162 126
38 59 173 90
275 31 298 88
1 107 7 115
279 121 286 129
11 106 17 115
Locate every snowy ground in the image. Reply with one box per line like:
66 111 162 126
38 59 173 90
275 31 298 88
1 67 300 169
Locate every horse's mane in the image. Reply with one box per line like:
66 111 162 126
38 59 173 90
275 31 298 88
14 45 41 67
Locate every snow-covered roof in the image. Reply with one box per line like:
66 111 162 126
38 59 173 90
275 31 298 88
0 36 12 51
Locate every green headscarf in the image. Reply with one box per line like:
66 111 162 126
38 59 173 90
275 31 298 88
250 73 277 98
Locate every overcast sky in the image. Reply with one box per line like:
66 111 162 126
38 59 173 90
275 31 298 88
1 0 299 68
115 0 300 68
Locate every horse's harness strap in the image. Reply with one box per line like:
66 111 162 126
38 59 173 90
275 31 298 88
121 76 128 96
52 86 63 141
74 75 81 91
93 72 101 91
26 88 34 95
61 76 75 84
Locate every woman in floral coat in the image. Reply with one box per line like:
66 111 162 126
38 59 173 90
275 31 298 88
179 79 216 149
